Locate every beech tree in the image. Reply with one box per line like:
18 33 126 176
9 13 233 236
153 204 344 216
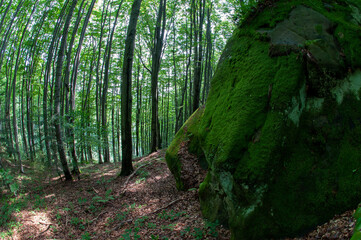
0 0 234 179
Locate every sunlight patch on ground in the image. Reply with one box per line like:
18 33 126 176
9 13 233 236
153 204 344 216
13 210 54 240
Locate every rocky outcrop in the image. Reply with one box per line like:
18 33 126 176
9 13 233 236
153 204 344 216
166 0 361 239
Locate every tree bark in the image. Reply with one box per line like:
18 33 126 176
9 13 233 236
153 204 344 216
54 0 79 181
101 0 125 163
150 0 167 153
120 0 143 176
43 0 70 166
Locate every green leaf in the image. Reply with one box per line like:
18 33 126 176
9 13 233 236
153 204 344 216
9 183 18 194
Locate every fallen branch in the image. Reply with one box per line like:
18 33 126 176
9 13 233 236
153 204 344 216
33 224 51 239
148 198 183 215
39 222 52 225
119 163 151 194
90 210 107 223
107 198 184 233
92 187 99 194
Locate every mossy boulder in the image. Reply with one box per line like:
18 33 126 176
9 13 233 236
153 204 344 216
166 0 361 239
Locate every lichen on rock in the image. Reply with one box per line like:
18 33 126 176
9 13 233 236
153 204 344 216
166 0 361 239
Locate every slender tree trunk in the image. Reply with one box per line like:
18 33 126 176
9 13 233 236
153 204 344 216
150 0 167 153
12 3 37 172
43 0 69 166
54 0 79 181
101 0 125 163
64 0 86 175
193 0 205 112
120 0 143 176
135 60 141 156
95 0 110 164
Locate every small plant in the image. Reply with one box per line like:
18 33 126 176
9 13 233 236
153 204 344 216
206 220 219 237
70 217 81 225
96 176 111 190
147 222 156 229
0 203 13 227
119 228 140 240
136 169 150 178
192 227 205 239
150 235 159 240
81 232 92 240
115 210 129 221
55 212 62 221
92 189 114 203
180 226 191 236
33 194 46 209
70 217 85 230
134 216 148 227
78 197 88 205
161 223 176 230
0 169 19 196
158 210 186 220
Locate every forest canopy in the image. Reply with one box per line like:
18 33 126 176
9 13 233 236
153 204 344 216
0 0 237 177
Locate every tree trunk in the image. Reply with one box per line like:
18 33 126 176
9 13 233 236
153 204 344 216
120 0 143 176
150 0 167 153
192 0 205 113
12 3 37 173
43 0 70 166
54 0 79 181
95 0 111 164
64 0 86 175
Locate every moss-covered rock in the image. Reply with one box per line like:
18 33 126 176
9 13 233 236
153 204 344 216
166 0 361 239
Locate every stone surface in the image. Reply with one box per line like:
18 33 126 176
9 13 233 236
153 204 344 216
166 1 361 239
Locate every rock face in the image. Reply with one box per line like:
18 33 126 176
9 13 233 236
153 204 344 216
166 0 361 239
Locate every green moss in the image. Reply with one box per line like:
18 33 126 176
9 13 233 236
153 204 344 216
332 70 361 104
166 0 361 238
165 107 205 190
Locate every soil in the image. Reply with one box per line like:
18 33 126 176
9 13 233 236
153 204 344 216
0 148 357 240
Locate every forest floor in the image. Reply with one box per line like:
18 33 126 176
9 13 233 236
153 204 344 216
0 148 357 240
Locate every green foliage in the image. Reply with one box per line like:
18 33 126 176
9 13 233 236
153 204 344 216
33 194 46 209
70 217 85 230
0 203 15 228
92 189 114 203
0 169 19 196
119 228 140 240
81 232 92 240
134 216 148 227
157 210 186 220
192 227 205 239
147 222 156 229
161 223 176 230
78 197 88 205
0 198 27 228
205 220 219 238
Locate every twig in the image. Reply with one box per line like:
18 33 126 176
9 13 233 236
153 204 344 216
33 224 51 239
107 198 184 233
39 222 52 225
148 198 183 215
90 210 106 223
119 163 150 194
92 187 99 194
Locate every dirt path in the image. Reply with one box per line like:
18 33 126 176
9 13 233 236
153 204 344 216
2 150 230 240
